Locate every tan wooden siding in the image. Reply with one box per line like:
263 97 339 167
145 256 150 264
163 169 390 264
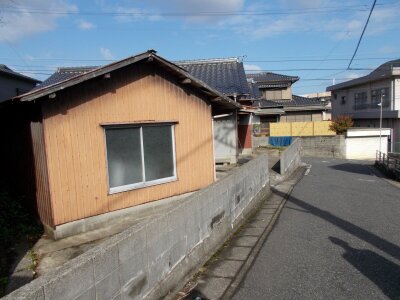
40 64 215 226
31 121 54 226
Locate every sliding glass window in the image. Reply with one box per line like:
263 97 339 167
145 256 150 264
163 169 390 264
105 124 176 194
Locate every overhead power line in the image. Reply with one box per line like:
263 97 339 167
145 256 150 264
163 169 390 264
1 3 394 17
347 0 377 69
245 57 398 63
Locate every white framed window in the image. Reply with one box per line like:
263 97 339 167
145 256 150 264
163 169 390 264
104 123 177 194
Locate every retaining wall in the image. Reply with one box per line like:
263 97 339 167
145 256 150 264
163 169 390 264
300 135 345 158
252 136 269 148
280 138 302 176
4 155 270 300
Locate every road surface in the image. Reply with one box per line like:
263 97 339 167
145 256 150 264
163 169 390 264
233 157 400 300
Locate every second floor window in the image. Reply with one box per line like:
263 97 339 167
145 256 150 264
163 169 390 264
354 92 367 110
371 88 390 108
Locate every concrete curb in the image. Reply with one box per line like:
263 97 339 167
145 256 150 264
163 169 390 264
367 165 400 189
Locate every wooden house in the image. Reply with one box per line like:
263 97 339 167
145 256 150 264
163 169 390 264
4 50 239 239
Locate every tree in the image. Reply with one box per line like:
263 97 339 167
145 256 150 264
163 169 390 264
329 115 354 134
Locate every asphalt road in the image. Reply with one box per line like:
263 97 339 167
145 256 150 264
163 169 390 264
233 158 400 300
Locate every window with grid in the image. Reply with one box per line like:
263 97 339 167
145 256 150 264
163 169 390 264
354 92 367 110
104 124 177 194
371 88 390 108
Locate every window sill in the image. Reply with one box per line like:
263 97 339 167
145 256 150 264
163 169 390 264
108 176 178 195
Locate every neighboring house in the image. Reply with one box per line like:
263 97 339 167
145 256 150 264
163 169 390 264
327 59 400 152
177 58 250 162
2 50 239 238
245 72 329 136
301 91 332 121
0 64 40 103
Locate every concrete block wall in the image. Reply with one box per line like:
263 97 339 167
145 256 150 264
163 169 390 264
3 155 270 300
252 136 269 148
300 135 345 158
280 138 302 176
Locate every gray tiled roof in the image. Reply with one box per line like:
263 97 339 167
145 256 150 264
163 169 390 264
254 95 326 108
246 72 299 83
176 58 250 97
36 57 251 98
15 50 240 110
327 58 400 91
0 64 40 83
33 66 97 90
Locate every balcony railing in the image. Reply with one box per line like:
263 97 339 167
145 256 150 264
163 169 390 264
353 100 391 110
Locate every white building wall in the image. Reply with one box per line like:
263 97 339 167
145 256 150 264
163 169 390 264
213 114 238 164
394 78 400 111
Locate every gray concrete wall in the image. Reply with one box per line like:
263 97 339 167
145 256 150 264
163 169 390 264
280 138 302 176
300 135 345 158
3 155 270 300
252 136 269 148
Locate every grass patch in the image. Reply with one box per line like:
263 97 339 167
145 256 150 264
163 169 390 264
0 187 43 296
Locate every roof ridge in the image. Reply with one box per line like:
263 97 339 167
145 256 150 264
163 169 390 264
57 66 98 73
246 71 299 78
176 57 241 65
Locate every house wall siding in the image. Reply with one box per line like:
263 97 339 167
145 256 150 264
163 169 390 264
31 121 54 227
331 78 394 117
40 64 215 226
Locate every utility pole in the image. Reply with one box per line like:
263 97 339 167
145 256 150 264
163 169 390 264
378 90 384 154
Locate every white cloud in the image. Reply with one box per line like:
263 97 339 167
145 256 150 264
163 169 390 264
244 64 262 73
0 0 77 43
100 48 115 60
280 0 328 9
99 0 243 23
77 20 96 30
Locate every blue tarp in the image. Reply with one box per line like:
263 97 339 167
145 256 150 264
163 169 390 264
269 136 292 147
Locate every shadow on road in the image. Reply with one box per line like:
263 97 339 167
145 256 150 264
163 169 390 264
329 163 373 176
271 188 400 262
330 237 400 300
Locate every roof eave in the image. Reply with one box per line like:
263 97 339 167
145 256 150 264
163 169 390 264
15 51 239 110
326 72 396 91
152 55 239 110
283 105 326 111
18 52 152 102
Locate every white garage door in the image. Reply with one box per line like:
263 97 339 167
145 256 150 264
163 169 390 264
345 137 387 160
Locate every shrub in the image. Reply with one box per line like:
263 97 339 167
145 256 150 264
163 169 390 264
329 115 354 134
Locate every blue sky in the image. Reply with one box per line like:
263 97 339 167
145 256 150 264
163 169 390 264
0 0 399 95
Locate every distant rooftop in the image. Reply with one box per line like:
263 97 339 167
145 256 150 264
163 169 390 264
254 95 327 108
33 66 98 90
327 58 400 91
0 64 41 83
176 57 250 97
246 72 299 84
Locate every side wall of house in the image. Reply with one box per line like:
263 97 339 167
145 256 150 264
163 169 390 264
31 121 54 227
40 63 215 226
